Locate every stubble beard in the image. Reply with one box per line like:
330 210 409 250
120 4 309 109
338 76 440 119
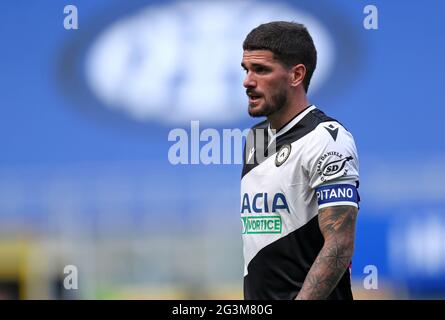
248 88 288 118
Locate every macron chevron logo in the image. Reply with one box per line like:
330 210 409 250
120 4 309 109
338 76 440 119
324 124 339 141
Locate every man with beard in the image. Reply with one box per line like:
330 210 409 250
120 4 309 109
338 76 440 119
240 21 360 300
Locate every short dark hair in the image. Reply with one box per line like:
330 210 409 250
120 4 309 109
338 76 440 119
243 21 317 92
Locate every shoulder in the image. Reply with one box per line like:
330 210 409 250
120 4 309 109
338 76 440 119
305 108 356 149
307 107 338 124
301 108 359 179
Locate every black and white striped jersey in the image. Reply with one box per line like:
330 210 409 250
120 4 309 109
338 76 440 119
241 105 360 300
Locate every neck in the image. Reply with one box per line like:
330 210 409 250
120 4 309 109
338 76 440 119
268 95 310 131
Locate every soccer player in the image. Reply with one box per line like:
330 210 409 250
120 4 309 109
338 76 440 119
240 21 360 300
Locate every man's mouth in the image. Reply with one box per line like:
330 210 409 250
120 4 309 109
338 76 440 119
247 91 262 104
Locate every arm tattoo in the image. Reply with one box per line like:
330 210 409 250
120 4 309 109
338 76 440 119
296 205 358 300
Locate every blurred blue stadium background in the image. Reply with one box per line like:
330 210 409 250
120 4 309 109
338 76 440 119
0 0 444 299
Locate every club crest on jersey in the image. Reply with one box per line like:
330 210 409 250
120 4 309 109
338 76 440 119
275 144 291 167
316 151 353 182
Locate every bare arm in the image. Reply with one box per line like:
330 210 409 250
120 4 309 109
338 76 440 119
295 205 358 300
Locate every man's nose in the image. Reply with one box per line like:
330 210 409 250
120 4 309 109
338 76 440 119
243 73 257 88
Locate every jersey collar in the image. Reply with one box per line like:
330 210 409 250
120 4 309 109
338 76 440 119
268 105 317 139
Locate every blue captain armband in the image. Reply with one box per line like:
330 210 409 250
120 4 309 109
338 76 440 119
316 184 359 209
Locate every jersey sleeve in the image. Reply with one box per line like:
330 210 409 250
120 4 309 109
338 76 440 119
303 121 360 209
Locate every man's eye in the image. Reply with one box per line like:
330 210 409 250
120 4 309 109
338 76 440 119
255 67 268 73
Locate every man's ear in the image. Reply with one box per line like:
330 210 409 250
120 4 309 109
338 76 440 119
289 64 306 88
